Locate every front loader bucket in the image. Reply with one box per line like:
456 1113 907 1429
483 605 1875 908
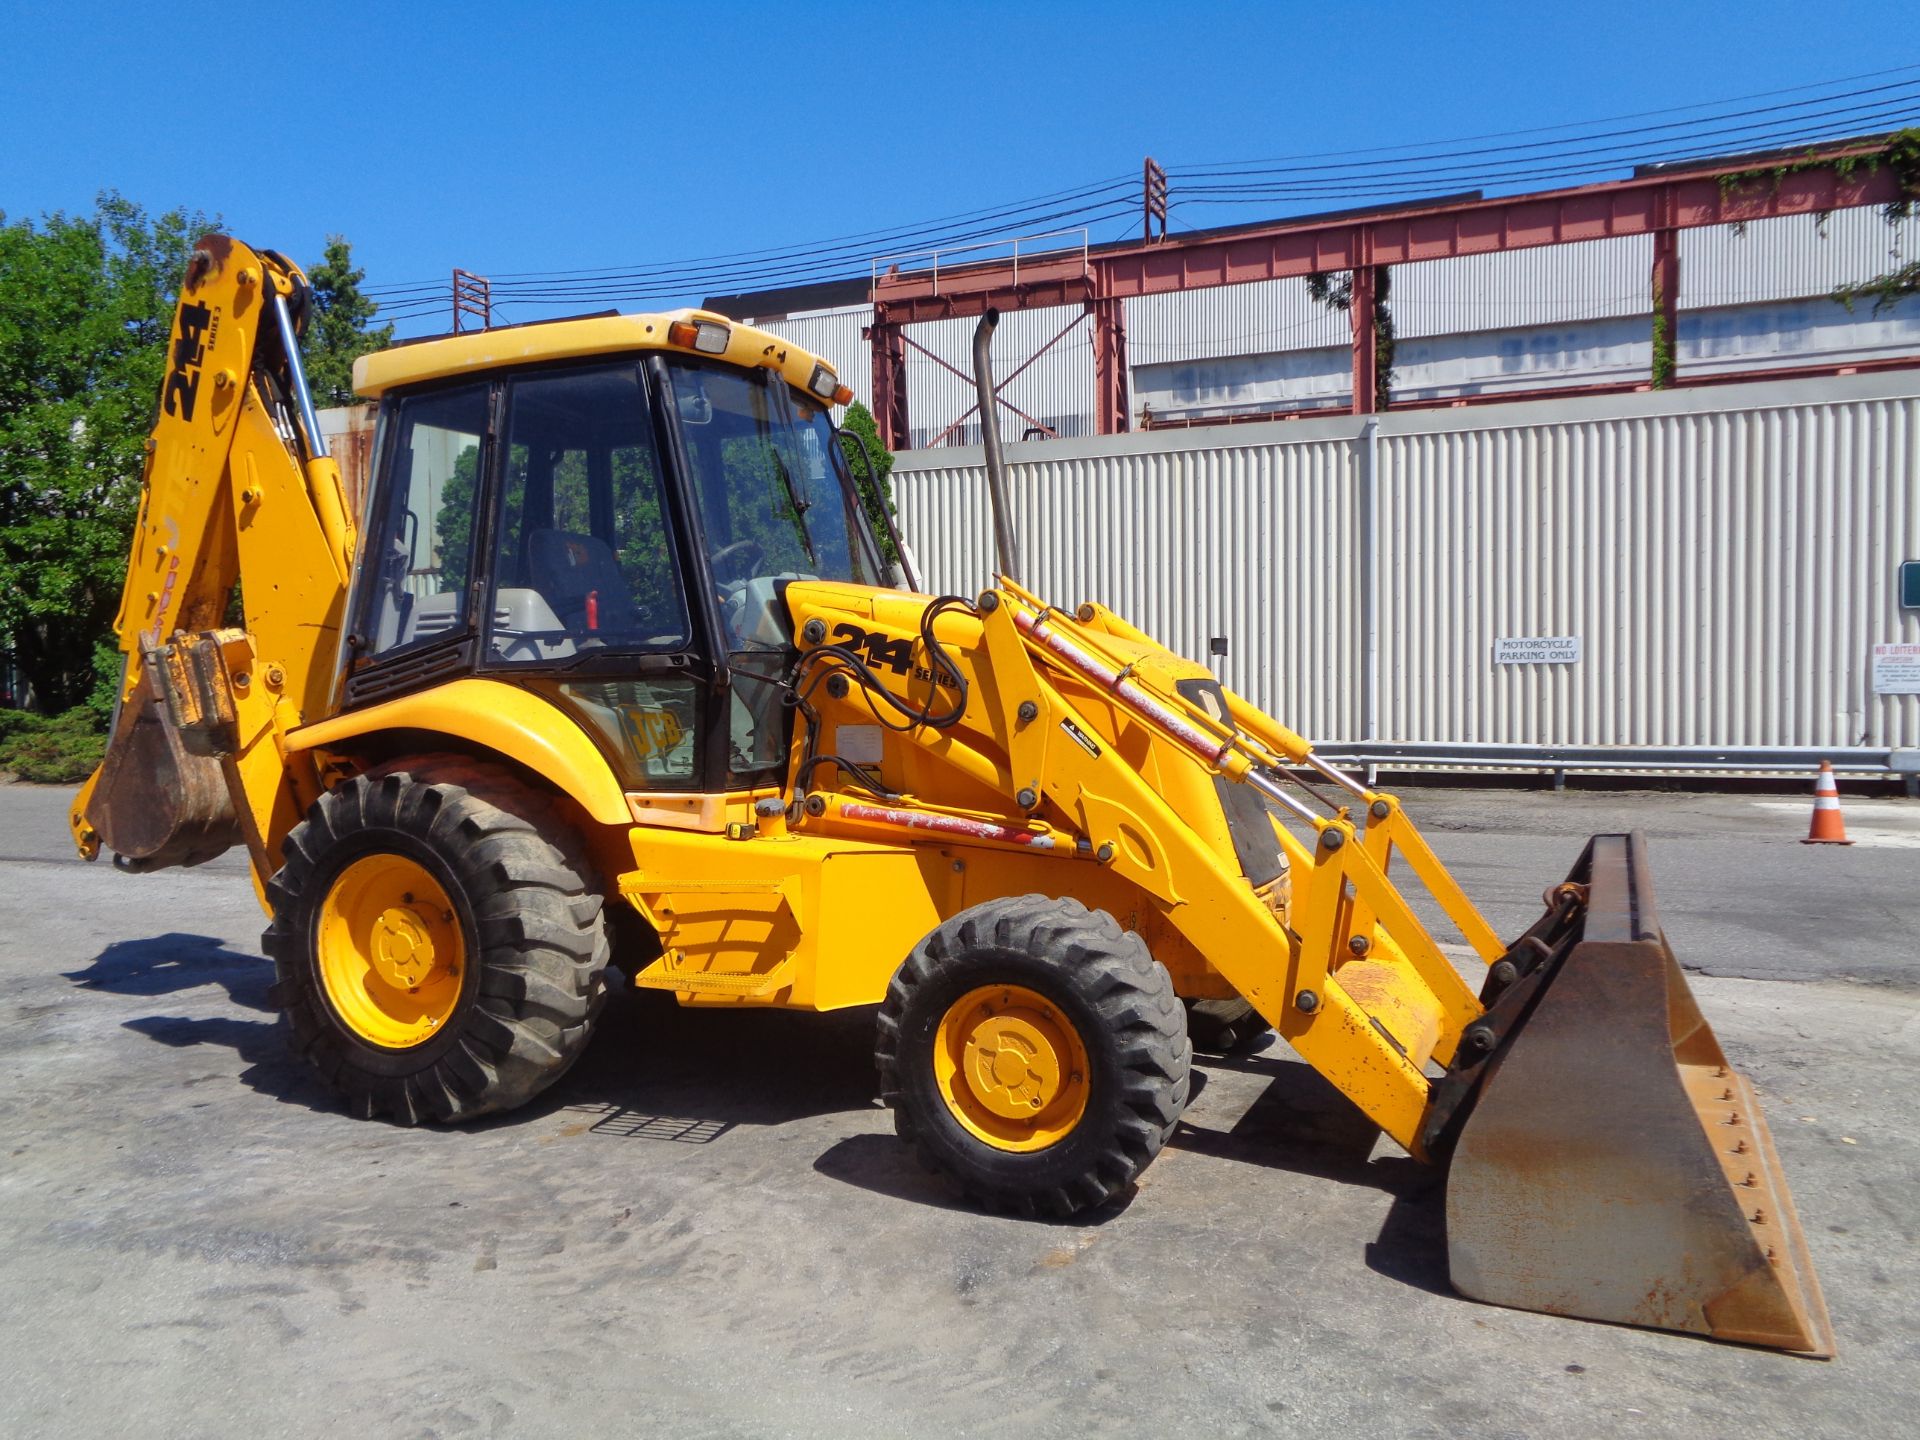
1441 834 1834 1356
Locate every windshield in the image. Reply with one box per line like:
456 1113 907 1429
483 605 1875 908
660 357 880 782
661 358 877 649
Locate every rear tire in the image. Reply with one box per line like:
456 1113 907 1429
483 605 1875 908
876 895 1191 1217
263 768 609 1124
1184 996 1273 1054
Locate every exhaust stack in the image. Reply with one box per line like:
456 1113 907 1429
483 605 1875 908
971 309 1022 582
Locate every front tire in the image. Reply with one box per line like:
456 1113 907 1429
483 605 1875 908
264 769 608 1124
876 895 1191 1216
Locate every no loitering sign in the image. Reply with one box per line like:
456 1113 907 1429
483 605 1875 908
1872 643 1920 696
1493 635 1581 665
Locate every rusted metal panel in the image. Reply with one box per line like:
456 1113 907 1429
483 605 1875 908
316 404 378 520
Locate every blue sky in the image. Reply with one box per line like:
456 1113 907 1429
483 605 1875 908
4 2 1916 332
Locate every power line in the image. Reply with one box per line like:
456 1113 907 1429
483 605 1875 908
1167 62 1920 171
364 65 1920 327
1172 108 1920 206
361 176 1136 297
1170 90 1920 192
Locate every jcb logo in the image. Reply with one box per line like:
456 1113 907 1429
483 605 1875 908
163 302 214 422
620 707 685 760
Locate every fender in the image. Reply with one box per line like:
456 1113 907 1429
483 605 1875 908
286 677 630 826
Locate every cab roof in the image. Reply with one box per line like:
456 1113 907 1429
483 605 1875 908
350 308 846 402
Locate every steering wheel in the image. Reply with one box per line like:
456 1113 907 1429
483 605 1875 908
708 538 764 583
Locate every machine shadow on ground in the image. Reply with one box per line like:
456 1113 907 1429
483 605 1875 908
75 934 884 1135
79 931 1449 1287
1169 1040 1450 1295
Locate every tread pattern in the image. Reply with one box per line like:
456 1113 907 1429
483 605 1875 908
262 765 609 1124
876 894 1191 1217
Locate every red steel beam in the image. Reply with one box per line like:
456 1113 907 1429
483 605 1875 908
1651 225 1681 389
1091 297 1130 434
1350 262 1378 416
871 144 1907 326
865 320 909 450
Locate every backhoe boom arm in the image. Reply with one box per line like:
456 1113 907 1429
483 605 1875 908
71 236 356 886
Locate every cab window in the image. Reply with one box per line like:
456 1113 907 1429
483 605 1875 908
362 384 488 657
485 364 690 664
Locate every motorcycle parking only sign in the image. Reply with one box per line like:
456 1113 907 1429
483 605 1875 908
1494 635 1581 665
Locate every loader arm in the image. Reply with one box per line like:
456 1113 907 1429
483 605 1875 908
71 236 356 890
1001 584 1835 1356
784 571 1833 1356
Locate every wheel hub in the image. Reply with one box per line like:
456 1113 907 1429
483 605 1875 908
968 1013 1066 1119
935 985 1090 1151
316 854 464 1050
371 906 436 988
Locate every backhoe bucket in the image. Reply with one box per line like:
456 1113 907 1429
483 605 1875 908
83 651 241 871
1441 834 1834 1356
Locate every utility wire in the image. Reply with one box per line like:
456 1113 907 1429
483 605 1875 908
362 65 1920 327
1169 63 1920 170
1171 91 1920 192
360 176 1136 297
1171 109 1920 205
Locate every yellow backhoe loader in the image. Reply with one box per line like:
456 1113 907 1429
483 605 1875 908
72 236 1833 1355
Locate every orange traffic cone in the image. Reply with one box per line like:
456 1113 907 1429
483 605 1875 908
1802 760 1854 845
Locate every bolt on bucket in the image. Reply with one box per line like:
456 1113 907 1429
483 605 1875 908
1439 834 1834 1357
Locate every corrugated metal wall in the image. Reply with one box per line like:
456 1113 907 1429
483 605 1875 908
893 370 1920 756
898 426 1365 740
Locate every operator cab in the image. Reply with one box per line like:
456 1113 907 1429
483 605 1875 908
343 327 893 795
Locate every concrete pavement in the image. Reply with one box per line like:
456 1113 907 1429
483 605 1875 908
1 781 1915 1438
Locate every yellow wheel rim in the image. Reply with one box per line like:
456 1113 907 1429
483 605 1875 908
933 984 1090 1152
316 853 465 1050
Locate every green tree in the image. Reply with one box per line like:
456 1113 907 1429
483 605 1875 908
302 235 393 407
0 192 212 713
1306 267 1395 407
836 400 900 565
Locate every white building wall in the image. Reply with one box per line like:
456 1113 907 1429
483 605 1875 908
891 370 1920 761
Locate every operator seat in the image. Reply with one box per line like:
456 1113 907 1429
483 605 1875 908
527 529 639 636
